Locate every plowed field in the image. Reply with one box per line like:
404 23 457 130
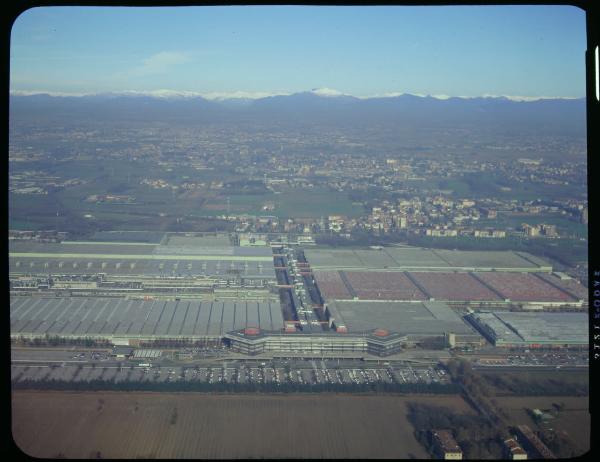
12 391 474 459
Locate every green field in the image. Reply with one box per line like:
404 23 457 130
10 156 364 233
404 173 586 202
477 213 588 239
198 188 364 218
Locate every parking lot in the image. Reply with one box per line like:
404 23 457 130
11 361 451 387
473 351 588 368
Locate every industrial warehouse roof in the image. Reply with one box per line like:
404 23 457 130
9 240 273 259
470 311 588 345
304 247 551 272
163 234 232 248
10 297 284 338
326 300 474 336
469 312 523 344
313 269 580 304
9 241 158 255
9 239 275 279
88 231 166 243
9 258 275 279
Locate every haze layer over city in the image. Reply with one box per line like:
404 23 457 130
9 5 589 460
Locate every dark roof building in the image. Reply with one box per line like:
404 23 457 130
514 425 556 459
111 346 134 358
431 429 463 460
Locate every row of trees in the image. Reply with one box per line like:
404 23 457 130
11 335 111 348
315 230 408 248
12 377 460 394
481 373 588 396
138 339 222 348
11 335 223 349
446 359 508 425
538 428 581 458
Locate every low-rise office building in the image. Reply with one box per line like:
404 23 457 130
224 327 407 357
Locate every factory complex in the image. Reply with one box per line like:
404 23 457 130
9 233 589 355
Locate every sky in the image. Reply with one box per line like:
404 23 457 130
10 5 587 99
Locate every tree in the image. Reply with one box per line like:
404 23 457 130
553 402 566 412
446 360 459 378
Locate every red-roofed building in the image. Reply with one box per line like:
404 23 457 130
504 438 528 460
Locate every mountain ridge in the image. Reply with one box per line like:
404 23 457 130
9 88 585 103
9 90 586 136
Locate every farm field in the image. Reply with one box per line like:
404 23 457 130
403 173 586 203
10 187 363 231
11 391 475 459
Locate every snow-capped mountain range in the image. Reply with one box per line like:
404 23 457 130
9 87 582 102
9 88 586 136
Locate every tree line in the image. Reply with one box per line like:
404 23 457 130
12 335 111 348
481 372 588 396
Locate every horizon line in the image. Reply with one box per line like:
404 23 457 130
9 88 586 102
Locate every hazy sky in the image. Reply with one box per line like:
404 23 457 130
10 5 587 98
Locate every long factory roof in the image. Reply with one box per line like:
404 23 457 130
305 247 552 272
9 239 275 279
10 296 284 338
470 311 588 344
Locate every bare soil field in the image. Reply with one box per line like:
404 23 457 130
11 391 474 459
495 396 589 454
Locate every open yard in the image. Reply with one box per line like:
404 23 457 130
11 391 474 459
